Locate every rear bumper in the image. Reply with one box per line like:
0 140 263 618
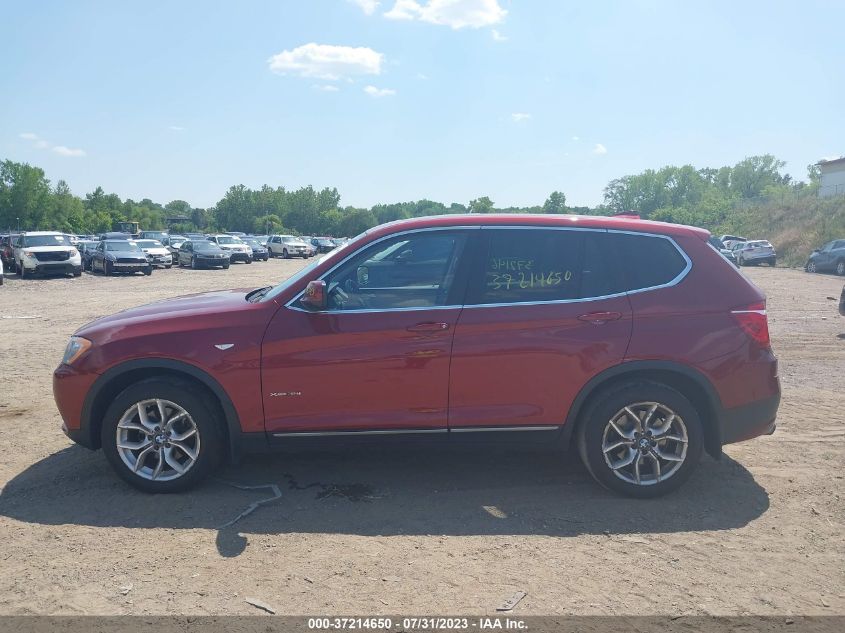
719 392 780 445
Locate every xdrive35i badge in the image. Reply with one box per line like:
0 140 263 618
270 392 302 397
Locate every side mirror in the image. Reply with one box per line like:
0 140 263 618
300 280 327 310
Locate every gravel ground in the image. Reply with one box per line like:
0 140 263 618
0 261 843 616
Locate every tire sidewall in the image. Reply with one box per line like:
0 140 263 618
578 381 704 498
100 379 223 493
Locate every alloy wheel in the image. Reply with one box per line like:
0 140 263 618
601 402 688 486
837 261 845 276
115 399 200 481
807 261 816 273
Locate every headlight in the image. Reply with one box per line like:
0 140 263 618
23 250 36 258
62 336 92 365
69 248 79 256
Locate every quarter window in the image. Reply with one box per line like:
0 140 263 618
611 233 688 291
323 231 468 311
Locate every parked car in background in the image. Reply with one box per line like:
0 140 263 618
178 240 231 269
136 239 173 269
252 235 269 245
165 237 186 258
1 234 18 271
242 237 269 261
719 235 747 250
805 239 845 275
268 235 310 258
707 235 738 266
139 230 169 242
310 236 336 254
55 214 780 497
299 236 317 257
90 240 152 276
77 240 100 271
14 231 82 278
184 233 207 241
206 234 252 263
160 234 186 247
331 237 349 248
732 240 776 266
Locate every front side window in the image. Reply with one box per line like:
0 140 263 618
323 231 468 311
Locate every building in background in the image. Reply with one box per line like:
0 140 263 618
818 157 845 197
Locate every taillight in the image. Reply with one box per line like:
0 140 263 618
731 302 770 349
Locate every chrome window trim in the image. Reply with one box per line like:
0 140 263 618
284 224 692 314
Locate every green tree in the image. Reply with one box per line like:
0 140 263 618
469 196 494 213
542 191 566 214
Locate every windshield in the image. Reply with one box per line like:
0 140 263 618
105 241 141 252
23 234 72 247
244 239 263 247
136 240 163 248
194 242 220 251
216 236 240 245
282 236 303 243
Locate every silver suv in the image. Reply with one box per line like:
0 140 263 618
13 232 83 278
732 240 776 267
267 235 309 258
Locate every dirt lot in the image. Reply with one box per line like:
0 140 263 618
0 261 843 616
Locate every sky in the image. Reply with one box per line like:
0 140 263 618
1 0 844 210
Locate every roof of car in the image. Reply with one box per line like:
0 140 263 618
20 231 64 236
367 214 710 240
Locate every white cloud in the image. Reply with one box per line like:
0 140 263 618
571 135 580 141
592 143 607 155
384 0 506 29
348 0 380 14
314 84 341 92
52 145 86 157
364 85 397 97
268 43 384 81
511 112 531 122
491 29 507 41
169 125 185 131
19 132 86 157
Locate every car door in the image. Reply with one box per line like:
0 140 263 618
93 242 105 271
260 228 475 436
448 228 633 430
179 242 192 265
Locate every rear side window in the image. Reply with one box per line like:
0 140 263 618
612 233 688 291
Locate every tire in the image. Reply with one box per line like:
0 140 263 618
191 257 197 270
100 378 224 492
246 258 252 264
282 249 289 259
768 258 776 267
143 266 153 276
222 263 230 269
577 380 704 498
806 260 816 273
73 270 82 277
264 255 269 262
19 262 28 278
105 261 113 276
165 264 172 270
837 260 845 276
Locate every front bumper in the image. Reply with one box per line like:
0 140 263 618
110 261 150 272
197 256 229 267
226 251 252 263
54 363 99 449
148 255 172 267
27 262 82 275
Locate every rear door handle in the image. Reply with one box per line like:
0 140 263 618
577 311 622 325
407 322 450 332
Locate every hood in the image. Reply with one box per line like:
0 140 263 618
76 289 253 338
142 247 170 254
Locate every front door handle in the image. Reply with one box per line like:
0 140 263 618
407 322 450 332
577 311 622 325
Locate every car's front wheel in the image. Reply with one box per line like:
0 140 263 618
101 378 223 492
577 381 703 498
806 260 816 273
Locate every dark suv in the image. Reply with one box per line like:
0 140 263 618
54 215 780 497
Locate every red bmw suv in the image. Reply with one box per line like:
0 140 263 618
53 214 780 497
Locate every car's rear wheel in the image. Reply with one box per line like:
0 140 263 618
101 378 223 492
836 260 845 276
577 381 703 498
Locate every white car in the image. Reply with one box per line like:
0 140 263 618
0 256 4 286
136 239 173 269
205 234 253 264
13 231 82 278
267 234 310 258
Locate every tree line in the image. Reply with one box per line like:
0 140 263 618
0 154 823 239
